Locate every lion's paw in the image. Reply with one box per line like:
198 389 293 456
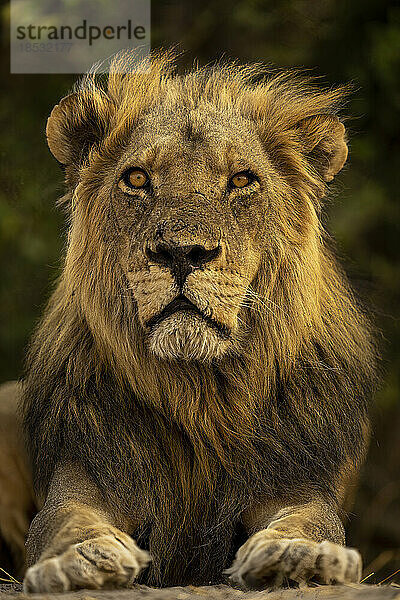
224 534 362 590
23 533 151 593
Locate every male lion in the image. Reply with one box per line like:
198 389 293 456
0 51 376 592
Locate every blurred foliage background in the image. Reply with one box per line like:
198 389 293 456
1 0 399 585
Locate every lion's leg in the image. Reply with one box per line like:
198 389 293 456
226 498 361 590
0 381 36 576
23 463 150 593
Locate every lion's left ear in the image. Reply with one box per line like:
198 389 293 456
295 114 348 182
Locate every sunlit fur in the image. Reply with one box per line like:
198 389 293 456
22 51 377 586
147 313 231 361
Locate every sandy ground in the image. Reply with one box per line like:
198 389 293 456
1 583 400 600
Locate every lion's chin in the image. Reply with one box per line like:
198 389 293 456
146 311 231 362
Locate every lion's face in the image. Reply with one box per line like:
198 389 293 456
46 56 348 364
110 108 268 361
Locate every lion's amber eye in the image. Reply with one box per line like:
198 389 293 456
230 172 252 188
128 170 148 187
119 168 149 192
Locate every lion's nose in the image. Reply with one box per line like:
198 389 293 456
146 243 221 286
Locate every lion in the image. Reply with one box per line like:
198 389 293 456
0 50 377 592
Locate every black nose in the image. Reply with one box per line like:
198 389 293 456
146 243 221 286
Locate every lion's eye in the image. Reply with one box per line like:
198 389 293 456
119 168 149 192
230 171 253 188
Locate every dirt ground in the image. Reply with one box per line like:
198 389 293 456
1 583 400 600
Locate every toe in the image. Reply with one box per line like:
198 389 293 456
23 558 71 593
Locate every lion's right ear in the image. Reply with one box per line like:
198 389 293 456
46 92 111 168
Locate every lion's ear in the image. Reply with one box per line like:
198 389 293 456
46 92 111 168
295 115 348 182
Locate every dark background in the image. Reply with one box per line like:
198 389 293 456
1 0 399 585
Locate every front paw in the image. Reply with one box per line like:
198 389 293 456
23 533 151 593
224 533 362 590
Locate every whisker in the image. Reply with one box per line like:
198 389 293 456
246 285 291 319
300 361 342 373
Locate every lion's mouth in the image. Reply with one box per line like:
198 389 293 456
146 295 198 326
146 294 231 338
